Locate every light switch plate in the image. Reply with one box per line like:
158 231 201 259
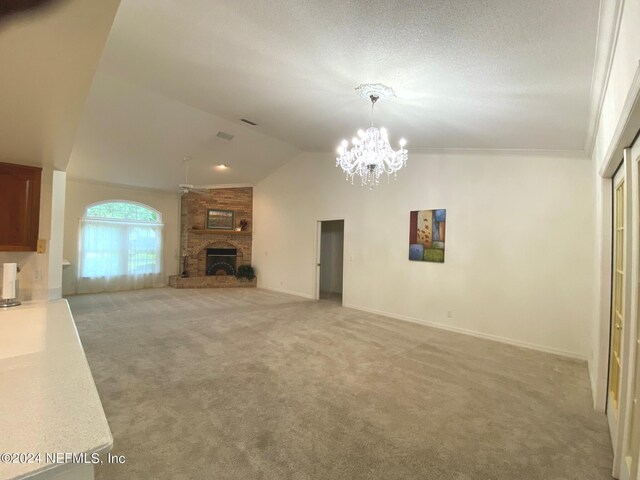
37 239 46 254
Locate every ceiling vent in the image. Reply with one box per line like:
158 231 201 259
241 118 257 126
216 131 234 141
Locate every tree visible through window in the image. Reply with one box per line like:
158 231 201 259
79 201 163 279
86 202 160 222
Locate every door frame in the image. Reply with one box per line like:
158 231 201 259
608 154 634 478
618 143 640 480
314 218 346 302
594 65 640 415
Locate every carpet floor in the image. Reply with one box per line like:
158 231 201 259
67 287 613 479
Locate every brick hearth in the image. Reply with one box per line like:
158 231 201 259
168 275 257 289
169 187 255 289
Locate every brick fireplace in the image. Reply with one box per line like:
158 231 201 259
206 247 237 275
168 187 256 289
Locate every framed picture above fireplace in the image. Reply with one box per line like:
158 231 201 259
207 209 235 230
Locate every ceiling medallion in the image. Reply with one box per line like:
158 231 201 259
336 83 407 189
354 83 396 100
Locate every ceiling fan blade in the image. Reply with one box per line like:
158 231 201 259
177 185 209 195
178 159 210 194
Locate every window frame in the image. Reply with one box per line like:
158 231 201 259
84 200 163 224
79 200 164 279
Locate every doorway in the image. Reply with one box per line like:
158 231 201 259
607 159 631 478
608 163 626 431
608 147 635 479
316 220 344 303
617 139 640 480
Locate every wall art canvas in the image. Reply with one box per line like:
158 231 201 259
207 209 235 230
409 209 446 263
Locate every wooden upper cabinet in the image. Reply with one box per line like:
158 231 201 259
0 162 42 252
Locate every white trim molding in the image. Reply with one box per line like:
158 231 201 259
343 303 588 361
260 287 315 299
591 62 640 412
599 61 640 177
407 148 588 159
309 147 588 159
585 0 625 156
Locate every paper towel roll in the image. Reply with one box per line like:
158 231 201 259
2 263 17 300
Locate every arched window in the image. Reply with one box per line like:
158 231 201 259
77 201 164 293
85 201 161 222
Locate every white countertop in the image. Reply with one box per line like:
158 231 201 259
0 300 112 480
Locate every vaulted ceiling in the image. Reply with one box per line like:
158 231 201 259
67 0 600 190
0 0 121 171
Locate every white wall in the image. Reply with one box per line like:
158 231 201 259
254 150 595 359
589 0 640 409
48 171 66 300
62 178 180 295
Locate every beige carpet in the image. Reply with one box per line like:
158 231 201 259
68 287 613 479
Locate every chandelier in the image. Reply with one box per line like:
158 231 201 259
336 83 408 189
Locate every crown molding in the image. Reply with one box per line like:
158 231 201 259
195 183 254 189
585 0 625 156
405 147 587 159
309 147 587 159
599 60 640 177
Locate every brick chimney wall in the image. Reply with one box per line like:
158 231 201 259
180 187 252 277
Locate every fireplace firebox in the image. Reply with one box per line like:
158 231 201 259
206 248 237 276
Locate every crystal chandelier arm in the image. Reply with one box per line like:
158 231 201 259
335 84 407 189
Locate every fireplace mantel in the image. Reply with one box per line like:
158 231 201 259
190 230 251 236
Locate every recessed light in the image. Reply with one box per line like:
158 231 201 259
216 164 228 170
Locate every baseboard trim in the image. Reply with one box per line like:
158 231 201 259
343 303 587 361
261 286 315 299
588 357 605 411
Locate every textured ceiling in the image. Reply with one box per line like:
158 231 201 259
68 0 600 189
